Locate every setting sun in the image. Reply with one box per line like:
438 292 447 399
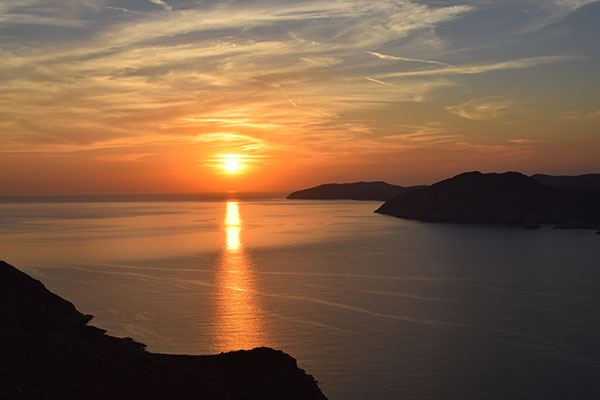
218 155 246 174
224 158 242 174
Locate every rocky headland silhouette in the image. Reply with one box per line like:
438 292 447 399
287 181 424 201
0 260 327 399
375 171 600 229
531 173 600 190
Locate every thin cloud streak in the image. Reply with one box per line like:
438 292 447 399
367 51 451 66
447 98 514 122
379 56 578 78
365 77 397 87
148 0 173 11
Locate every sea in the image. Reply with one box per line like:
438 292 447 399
1 198 599 399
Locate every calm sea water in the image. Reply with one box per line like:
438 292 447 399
1 199 600 399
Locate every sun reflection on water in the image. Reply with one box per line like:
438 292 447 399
214 201 266 352
225 202 241 251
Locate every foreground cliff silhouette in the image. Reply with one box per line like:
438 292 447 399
287 181 424 200
375 171 600 228
0 260 327 399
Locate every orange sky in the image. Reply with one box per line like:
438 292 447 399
1 1 599 195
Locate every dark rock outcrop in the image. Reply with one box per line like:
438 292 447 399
553 219 598 229
375 171 600 228
531 173 600 190
521 220 541 230
0 260 327 400
287 181 424 201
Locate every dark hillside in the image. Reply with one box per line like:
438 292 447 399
0 260 327 400
376 171 600 228
288 181 424 201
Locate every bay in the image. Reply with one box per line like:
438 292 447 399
1 199 599 399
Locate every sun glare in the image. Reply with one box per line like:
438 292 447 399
219 154 246 174
224 158 241 173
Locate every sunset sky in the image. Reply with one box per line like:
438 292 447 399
1 0 599 195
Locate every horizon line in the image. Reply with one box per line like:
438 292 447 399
0 192 290 203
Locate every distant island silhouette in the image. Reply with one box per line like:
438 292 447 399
287 181 425 201
287 172 600 230
375 171 600 229
0 260 327 399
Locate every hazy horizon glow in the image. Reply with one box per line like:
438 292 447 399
1 0 599 194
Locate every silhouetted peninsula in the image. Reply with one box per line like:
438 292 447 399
531 173 600 190
0 260 327 399
375 171 600 228
287 181 424 201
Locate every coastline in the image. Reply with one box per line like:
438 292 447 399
0 260 327 399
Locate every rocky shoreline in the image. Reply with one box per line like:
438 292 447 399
375 171 600 230
0 260 327 399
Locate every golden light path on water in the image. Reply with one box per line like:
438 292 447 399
214 201 266 351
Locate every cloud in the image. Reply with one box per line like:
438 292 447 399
507 139 541 144
105 6 134 14
523 0 599 30
365 77 397 87
447 98 514 121
148 0 172 11
0 0 596 188
367 51 451 66
193 132 268 152
0 0 104 27
559 108 600 120
96 153 158 162
1 0 473 154
379 55 577 78
300 57 342 67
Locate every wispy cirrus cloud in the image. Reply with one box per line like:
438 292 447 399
365 77 398 87
507 139 542 144
0 0 105 27
96 153 158 162
447 97 514 121
148 0 172 11
522 0 599 30
559 108 600 120
0 0 598 193
367 51 451 66
0 0 474 156
193 132 268 153
378 55 577 78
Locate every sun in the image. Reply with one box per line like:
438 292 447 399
224 158 241 173
219 154 246 174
